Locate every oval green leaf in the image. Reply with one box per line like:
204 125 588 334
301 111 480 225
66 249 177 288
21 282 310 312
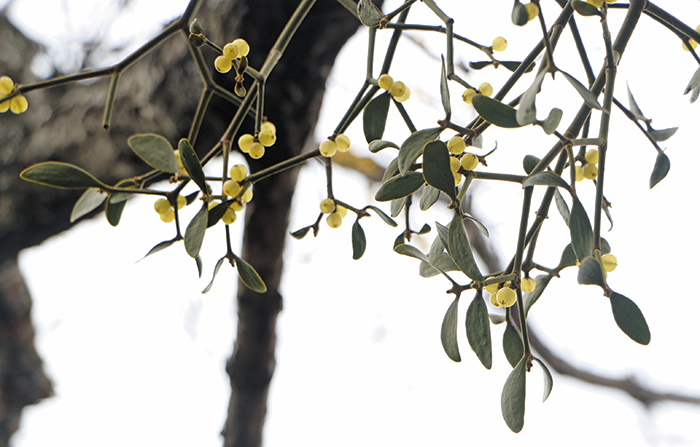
363 92 391 143
522 171 571 192
422 141 456 200
447 211 484 281
569 198 593 261
533 357 554 402
572 0 603 17
441 297 461 362
233 254 267 293
374 172 425 202
70 188 107 223
202 256 228 294
21 162 107 189
517 70 546 126
648 127 677 143
419 184 441 211
184 203 208 258
522 155 541 174
649 152 670 189
542 107 563 135
610 292 650 345
501 356 527 433
561 70 602 110
398 127 442 175
290 226 312 240
366 205 398 227
466 292 492 369
178 138 208 194
471 95 522 128
138 238 177 261
128 133 179 173
368 139 399 153
511 0 528 26
577 256 606 288
503 322 524 368
351 220 367 260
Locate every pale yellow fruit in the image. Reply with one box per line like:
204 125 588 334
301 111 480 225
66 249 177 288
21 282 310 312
241 188 253 203
525 3 539 21
394 87 411 103
238 134 254 153
390 81 407 98
223 43 239 60
215 55 232 73
223 179 242 197
585 149 599 165
462 88 477 104
447 136 466 155
259 129 276 147
479 82 493 98
327 212 342 228
261 120 276 134
497 288 517 307
233 38 250 57
587 0 604 7
582 163 597 180
485 282 499 294
0 97 9 113
222 207 237 225
320 198 336 214
601 254 617 272
229 164 248 182
249 142 265 159
231 200 245 212
160 208 175 223
174 150 185 172
521 277 536 293
461 153 478 171
453 172 462 186
492 37 507 52
575 165 584 182
10 95 28 114
320 139 337 157
154 198 171 215
0 76 13 95
336 205 348 218
335 134 351 151
490 292 501 307
449 157 461 173
177 195 187 209
378 73 394 90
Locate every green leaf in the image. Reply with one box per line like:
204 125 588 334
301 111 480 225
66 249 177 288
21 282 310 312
533 358 554 402
683 66 700 98
363 92 391 143
440 55 451 117
398 127 442 175
422 141 457 200
649 152 670 189
501 356 527 433
20 162 107 189
648 126 678 143
351 220 367 260
471 95 522 128
417 223 431 235
569 197 593 261
503 322 524 368
105 193 127 227
466 292 492 369
419 252 459 278
184 203 208 258
557 243 577 270
203 256 228 294
70 188 107 223
138 238 178 261
374 172 425 202
511 0 528 26
368 140 399 153
571 0 603 17
554 188 570 224
233 254 267 293
522 155 541 174
394 243 430 263
366 205 398 227
290 226 312 239
390 197 407 218
127 133 179 173
428 234 445 265
447 211 485 281
207 200 232 227
441 297 461 362
517 70 546 126
382 157 400 184
195 255 203 278
626 84 647 122
577 256 606 288
561 70 602 110
542 108 563 135
502 61 536 73
610 292 650 345
463 213 489 238
178 138 208 194
524 274 552 316
522 172 571 192
419 184 441 211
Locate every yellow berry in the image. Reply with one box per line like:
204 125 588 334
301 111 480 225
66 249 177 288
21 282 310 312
497 288 517 307
683 39 698 52
462 88 477 104
229 164 248 182
461 153 479 171
575 165 584 182
492 37 508 52
241 188 253 203
233 38 249 57
447 136 466 155
327 212 343 228
222 207 237 225
394 87 411 103
525 3 539 21
261 120 276 134
0 97 10 113
160 208 175 223
223 179 242 197
177 195 187 209
521 277 536 293
238 134 254 153
479 82 493 97
249 142 265 159
582 163 598 180
0 76 13 95
585 149 599 165
378 74 394 90
320 198 335 214
485 282 499 294
587 0 604 7
208 200 220 210
390 81 407 98
490 292 501 307
453 172 462 186
336 205 348 218
215 55 232 73
10 95 28 114
231 200 245 212
154 198 171 215
223 43 239 60
601 254 617 272
320 139 337 157
335 134 351 152
449 156 461 173
259 129 276 147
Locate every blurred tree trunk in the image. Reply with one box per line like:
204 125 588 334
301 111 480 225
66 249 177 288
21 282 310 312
0 1 368 446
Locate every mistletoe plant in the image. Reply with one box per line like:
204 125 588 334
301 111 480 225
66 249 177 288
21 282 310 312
6 0 700 433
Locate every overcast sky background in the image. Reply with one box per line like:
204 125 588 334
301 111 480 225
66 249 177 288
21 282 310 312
5 0 700 446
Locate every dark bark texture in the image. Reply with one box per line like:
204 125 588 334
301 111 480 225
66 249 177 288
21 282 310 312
0 1 366 446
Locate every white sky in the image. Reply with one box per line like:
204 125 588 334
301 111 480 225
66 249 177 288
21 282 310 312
7 0 700 446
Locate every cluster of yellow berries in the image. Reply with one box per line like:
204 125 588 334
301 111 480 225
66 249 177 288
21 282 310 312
215 164 253 225
586 0 617 7
214 39 250 74
485 277 535 308
462 82 493 104
575 149 599 181
682 25 700 51
0 76 28 114
447 135 479 185
154 195 187 223
319 134 351 158
377 74 411 102
238 121 276 159
319 198 348 228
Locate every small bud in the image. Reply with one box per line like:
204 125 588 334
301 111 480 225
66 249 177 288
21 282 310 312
189 19 204 35
189 33 205 47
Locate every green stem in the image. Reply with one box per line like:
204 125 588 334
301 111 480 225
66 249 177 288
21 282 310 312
102 72 121 129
